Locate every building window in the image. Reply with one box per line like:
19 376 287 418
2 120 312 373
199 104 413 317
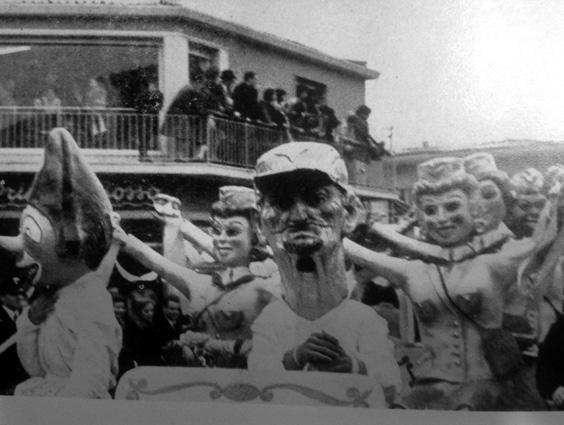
189 41 220 79
0 41 160 109
295 76 327 103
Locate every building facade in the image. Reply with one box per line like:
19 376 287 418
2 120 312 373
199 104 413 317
0 0 398 248
383 140 564 205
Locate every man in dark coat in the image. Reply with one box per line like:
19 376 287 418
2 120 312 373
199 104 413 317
159 293 183 343
135 79 164 161
161 70 209 160
537 313 564 408
232 71 263 121
0 249 29 395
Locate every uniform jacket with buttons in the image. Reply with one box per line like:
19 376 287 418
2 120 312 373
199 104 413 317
401 238 536 383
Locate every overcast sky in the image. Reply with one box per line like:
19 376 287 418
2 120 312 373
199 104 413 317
178 0 564 152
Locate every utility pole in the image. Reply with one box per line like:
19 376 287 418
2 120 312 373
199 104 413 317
389 126 396 191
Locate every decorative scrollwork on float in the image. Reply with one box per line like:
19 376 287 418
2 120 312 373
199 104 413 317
124 378 372 407
106 184 161 210
0 179 162 211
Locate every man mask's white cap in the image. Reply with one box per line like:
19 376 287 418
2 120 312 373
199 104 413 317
254 142 349 192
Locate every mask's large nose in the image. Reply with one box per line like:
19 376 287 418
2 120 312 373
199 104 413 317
17 251 36 268
0 235 24 261
288 198 309 222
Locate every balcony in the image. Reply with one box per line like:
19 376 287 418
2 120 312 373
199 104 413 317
0 107 395 198
0 106 284 163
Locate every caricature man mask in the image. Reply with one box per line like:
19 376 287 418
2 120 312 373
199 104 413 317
255 143 362 317
258 171 351 262
9 128 113 287
255 143 360 268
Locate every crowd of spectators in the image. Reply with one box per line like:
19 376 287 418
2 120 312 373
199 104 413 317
0 67 390 165
162 67 390 162
101 260 401 384
106 262 192 380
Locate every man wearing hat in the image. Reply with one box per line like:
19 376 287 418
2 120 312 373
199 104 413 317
0 249 29 395
248 142 401 404
0 128 122 398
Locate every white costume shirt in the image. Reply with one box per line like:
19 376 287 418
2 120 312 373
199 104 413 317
15 272 121 398
248 299 401 390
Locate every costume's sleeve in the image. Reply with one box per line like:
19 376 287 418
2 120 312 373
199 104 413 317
60 285 120 398
95 239 121 286
343 238 411 291
179 220 215 257
357 311 402 392
162 219 191 267
60 316 120 398
488 238 538 290
123 234 205 301
15 308 44 378
247 307 286 373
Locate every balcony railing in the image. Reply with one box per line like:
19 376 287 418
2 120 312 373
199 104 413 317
0 107 391 192
0 107 288 168
163 113 288 167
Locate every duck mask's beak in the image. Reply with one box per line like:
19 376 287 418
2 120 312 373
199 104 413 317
0 235 40 288
0 235 24 261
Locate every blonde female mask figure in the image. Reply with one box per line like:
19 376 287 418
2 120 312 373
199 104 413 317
115 186 280 368
345 157 553 410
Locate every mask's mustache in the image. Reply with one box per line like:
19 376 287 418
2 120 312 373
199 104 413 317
275 220 330 234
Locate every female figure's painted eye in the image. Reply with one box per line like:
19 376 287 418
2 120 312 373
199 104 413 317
445 201 461 212
534 200 546 210
225 226 242 237
22 216 42 243
481 187 498 200
518 201 531 211
423 205 437 216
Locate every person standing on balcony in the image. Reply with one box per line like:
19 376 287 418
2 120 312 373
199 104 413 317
33 88 62 134
220 69 237 114
287 85 310 137
84 76 109 147
135 79 164 162
202 67 228 114
259 88 276 125
314 94 340 146
161 70 210 161
0 79 17 107
348 105 389 160
232 71 263 122
340 105 389 186
275 88 288 112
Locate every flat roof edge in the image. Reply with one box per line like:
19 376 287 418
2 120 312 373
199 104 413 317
0 4 380 80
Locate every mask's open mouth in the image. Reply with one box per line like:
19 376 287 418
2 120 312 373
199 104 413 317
17 263 40 287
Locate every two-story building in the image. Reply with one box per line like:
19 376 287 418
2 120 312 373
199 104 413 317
0 0 399 248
